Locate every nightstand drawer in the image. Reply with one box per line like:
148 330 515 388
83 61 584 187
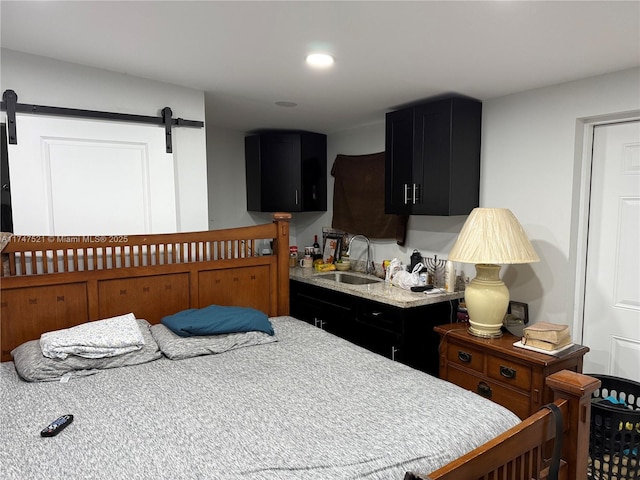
448 367 530 419
487 356 532 392
447 340 484 373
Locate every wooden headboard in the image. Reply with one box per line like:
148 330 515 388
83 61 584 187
0 213 291 362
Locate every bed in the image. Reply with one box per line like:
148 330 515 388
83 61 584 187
0 213 600 479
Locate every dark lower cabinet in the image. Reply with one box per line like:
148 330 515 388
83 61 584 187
290 280 454 376
290 284 356 339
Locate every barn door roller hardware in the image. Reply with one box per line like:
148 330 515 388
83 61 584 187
0 89 204 153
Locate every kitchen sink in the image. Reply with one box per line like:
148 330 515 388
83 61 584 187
322 272 381 285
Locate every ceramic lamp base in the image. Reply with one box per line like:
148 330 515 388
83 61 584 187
465 264 509 338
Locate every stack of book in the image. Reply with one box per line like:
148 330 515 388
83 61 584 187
516 322 574 354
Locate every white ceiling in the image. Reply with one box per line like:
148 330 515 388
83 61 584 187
2 1 639 134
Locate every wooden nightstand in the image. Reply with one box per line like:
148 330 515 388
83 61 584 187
434 323 590 419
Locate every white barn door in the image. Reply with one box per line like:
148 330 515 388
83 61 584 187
7 114 177 236
582 120 640 381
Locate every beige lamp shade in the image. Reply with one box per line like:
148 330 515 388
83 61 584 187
448 208 540 264
448 208 539 338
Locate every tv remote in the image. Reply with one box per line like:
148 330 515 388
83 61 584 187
40 414 73 437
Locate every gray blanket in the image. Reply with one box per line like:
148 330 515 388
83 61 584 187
0 316 520 479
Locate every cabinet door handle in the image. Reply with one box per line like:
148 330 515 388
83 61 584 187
371 311 383 317
404 184 410 205
477 381 492 399
500 366 516 379
295 189 299 205
458 351 472 363
413 184 421 204
391 346 398 361
313 317 326 329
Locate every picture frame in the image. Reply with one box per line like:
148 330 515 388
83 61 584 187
322 235 342 264
508 301 529 324
322 227 348 258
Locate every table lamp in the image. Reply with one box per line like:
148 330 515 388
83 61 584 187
448 208 539 338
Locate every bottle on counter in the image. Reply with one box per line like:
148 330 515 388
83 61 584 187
313 235 322 259
444 260 455 292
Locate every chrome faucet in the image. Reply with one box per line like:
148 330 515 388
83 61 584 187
346 234 372 274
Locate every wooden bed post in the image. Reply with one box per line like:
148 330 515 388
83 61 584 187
412 370 601 480
272 212 291 316
546 370 601 480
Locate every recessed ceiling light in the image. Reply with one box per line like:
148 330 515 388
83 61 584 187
306 53 335 68
275 101 298 108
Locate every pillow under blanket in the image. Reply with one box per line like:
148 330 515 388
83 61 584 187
11 319 162 382
40 312 145 359
150 323 277 360
161 304 274 337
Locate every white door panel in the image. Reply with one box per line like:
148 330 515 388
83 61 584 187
47 139 150 235
8 114 177 235
582 121 640 380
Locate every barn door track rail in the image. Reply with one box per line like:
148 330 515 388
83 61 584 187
0 89 204 153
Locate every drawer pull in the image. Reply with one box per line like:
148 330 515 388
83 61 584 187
500 366 516 379
477 381 492 399
458 351 472 363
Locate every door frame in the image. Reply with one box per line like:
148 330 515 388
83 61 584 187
571 110 640 344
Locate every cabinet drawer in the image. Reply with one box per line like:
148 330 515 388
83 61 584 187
359 300 404 335
447 341 484 373
447 366 530 420
487 356 532 392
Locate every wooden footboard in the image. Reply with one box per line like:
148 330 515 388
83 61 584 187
0 213 291 362
407 370 600 480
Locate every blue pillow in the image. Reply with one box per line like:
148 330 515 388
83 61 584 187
161 305 274 338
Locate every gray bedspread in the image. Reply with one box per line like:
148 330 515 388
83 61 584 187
0 316 520 479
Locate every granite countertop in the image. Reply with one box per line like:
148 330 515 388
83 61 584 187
289 267 464 309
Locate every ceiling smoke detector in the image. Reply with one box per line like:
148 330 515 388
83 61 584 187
275 101 298 107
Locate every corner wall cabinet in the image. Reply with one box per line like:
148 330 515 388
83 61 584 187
385 96 482 215
245 131 327 212
290 280 454 375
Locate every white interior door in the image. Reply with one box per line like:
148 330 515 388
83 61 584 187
582 120 640 380
7 114 177 235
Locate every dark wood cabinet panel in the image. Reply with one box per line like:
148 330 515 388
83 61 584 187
290 283 356 338
385 96 481 215
245 131 327 212
290 280 454 375
384 108 415 215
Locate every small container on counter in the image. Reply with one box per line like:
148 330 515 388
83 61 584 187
289 246 299 268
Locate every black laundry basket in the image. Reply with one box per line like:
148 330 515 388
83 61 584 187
588 374 640 479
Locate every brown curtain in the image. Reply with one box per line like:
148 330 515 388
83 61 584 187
331 152 407 245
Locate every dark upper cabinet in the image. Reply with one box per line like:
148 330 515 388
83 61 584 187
245 131 327 212
385 97 482 215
